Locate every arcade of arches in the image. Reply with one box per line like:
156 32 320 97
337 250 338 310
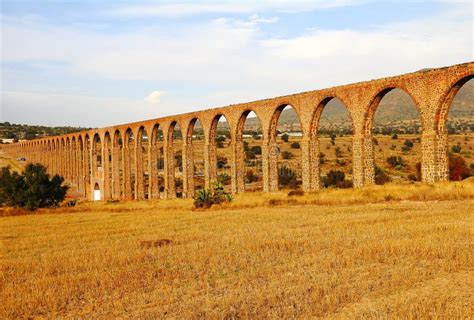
2 62 472 200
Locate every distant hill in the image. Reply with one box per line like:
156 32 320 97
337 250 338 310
2 81 472 140
244 80 474 132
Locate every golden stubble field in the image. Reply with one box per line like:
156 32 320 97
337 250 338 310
1 181 473 319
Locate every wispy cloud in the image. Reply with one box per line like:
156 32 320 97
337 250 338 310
144 91 163 105
108 0 360 17
1 1 472 126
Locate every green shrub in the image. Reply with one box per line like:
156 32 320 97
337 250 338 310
281 134 289 143
375 166 390 185
245 170 259 183
322 170 353 188
290 142 300 149
281 151 293 160
451 144 462 153
387 156 405 168
251 146 262 155
193 181 233 209
0 163 69 210
278 165 298 189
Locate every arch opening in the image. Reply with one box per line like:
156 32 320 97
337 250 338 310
271 105 303 190
313 97 353 188
171 122 183 198
189 118 205 195
124 128 136 199
238 110 263 191
212 114 232 192
150 124 165 199
440 77 474 181
137 127 149 199
112 130 123 199
368 88 422 184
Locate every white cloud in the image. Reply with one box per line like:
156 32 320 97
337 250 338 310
144 91 163 105
108 0 359 17
1 2 472 127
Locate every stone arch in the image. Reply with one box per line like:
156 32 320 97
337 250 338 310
308 96 354 190
135 126 149 199
362 87 422 185
166 120 183 198
207 113 232 190
70 136 77 187
436 74 474 133
111 129 123 199
102 132 112 200
149 123 164 199
83 134 91 198
123 128 135 200
435 73 474 181
185 117 205 196
65 137 71 180
364 86 422 136
235 109 264 192
266 104 304 191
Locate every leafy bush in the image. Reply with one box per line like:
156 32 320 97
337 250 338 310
290 142 300 149
0 164 68 210
251 146 262 155
193 181 233 209
391 133 398 140
319 153 326 164
281 151 293 160
375 166 390 185
404 139 414 148
245 170 259 183
217 173 231 185
281 133 289 143
387 156 405 168
278 165 298 189
449 154 471 181
451 144 462 153
322 170 353 188
245 151 256 160
335 147 342 158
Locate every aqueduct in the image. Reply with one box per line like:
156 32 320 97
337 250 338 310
2 62 473 200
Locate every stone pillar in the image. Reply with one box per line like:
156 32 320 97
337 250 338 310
65 143 71 181
421 131 438 183
352 134 365 188
134 142 145 200
182 138 194 198
203 142 217 188
148 142 160 199
83 142 91 199
436 131 449 182
363 135 375 185
103 143 111 200
262 138 279 192
300 137 311 192
163 142 176 199
111 145 121 200
76 144 84 195
122 144 133 200
308 137 321 191
231 139 245 194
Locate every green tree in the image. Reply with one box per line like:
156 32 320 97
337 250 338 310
0 164 68 210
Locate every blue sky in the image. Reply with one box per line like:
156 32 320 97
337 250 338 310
1 0 472 127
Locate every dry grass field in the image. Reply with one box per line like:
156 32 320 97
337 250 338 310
1 181 474 319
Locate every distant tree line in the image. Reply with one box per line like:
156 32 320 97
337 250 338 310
0 122 93 141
